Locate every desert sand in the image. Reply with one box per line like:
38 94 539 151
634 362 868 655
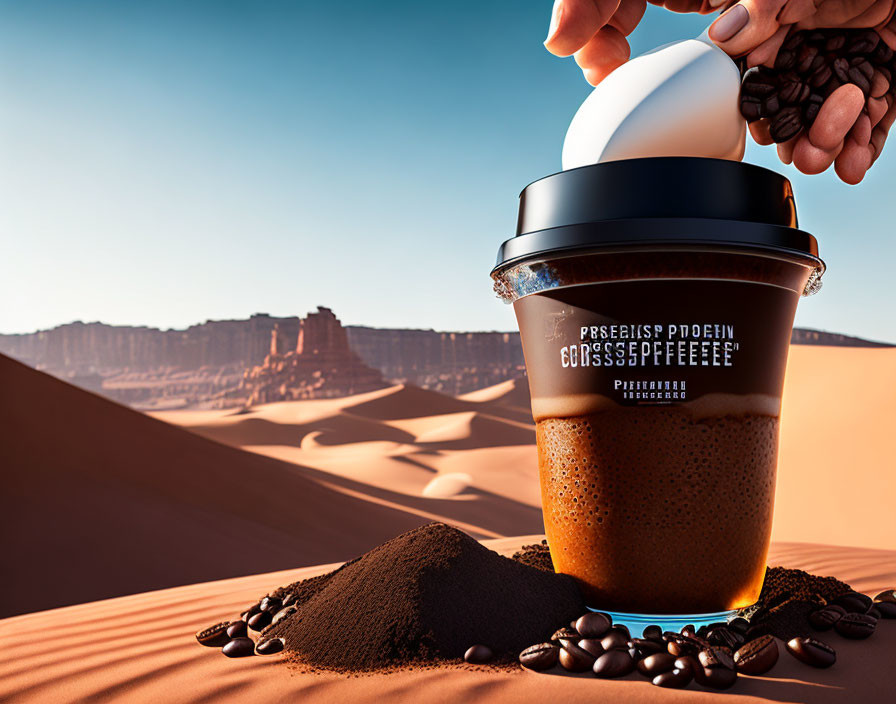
2 345 895 702
155 345 896 550
1 539 894 704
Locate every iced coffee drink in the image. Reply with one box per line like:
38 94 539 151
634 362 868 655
493 158 824 624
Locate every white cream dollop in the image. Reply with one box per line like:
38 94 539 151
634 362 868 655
562 33 746 169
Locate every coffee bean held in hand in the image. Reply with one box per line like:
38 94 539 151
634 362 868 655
740 28 896 143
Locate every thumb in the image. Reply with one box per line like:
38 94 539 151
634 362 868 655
708 0 788 57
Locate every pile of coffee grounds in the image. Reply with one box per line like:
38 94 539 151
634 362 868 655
511 540 553 572
510 544 852 640
263 523 584 671
738 566 851 639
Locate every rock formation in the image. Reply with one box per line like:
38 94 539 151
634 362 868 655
236 307 388 404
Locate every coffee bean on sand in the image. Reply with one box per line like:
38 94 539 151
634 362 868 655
464 644 494 664
226 621 248 639
600 630 630 652
786 637 836 668
835 591 873 613
809 606 845 630
578 638 605 658
256 638 285 656
652 668 692 688
734 635 779 675
642 625 663 641
698 647 735 672
873 601 896 619
551 626 578 643
834 612 877 639
592 649 635 678
222 638 256 658
259 596 282 613
247 611 272 632
698 664 738 690
519 643 559 671
874 589 896 604
195 621 233 648
575 612 611 639
558 641 595 672
637 653 676 677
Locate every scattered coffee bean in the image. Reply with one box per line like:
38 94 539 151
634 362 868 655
259 596 282 613
575 612 611 639
642 625 663 641
673 655 699 677
744 622 772 642
698 664 738 690
608 624 631 639
707 627 743 650
698 647 735 672
637 653 676 677
681 624 697 638
664 633 704 657
195 621 233 647
255 637 285 656
551 626 578 643
578 638 605 658
519 643 560 670
559 641 596 672
734 635 779 675
630 638 664 659
222 637 256 658
280 592 297 607
868 606 882 619
464 644 494 664
652 667 692 689
834 612 877 639
226 621 248 639
271 605 297 626
247 611 272 632
873 601 896 619
601 630 630 651
835 591 873 613
786 637 836 668
592 649 635 678
520 643 560 670
241 603 261 622
727 617 750 636
809 606 844 630
873 589 896 604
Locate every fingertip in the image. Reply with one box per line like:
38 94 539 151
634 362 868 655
792 138 839 175
776 135 797 164
749 119 774 145
835 144 871 184
808 84 866 151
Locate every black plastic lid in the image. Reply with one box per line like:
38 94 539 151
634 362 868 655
493 157 822 273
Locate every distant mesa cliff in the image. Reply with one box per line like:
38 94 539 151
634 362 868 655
234 307 387 405
0 311 889 409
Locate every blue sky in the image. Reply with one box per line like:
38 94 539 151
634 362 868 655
1 0 893 341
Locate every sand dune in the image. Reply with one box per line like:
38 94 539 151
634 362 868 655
158 346 896 551
1 538 893 704
0 355 433 618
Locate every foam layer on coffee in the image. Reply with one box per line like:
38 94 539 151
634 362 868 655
537 407 777 612
531 392 781 423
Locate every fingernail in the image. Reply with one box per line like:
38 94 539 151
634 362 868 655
544 0 563 45
709 4 749 43
708 0 728 7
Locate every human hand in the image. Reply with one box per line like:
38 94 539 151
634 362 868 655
708 1 896 183
543 0 896 183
